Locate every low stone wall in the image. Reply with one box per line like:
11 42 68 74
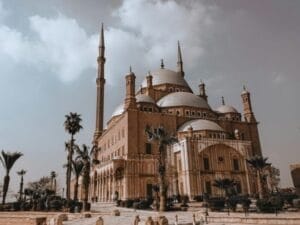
207 214 300 225
0 216 46 225
0 212 71 225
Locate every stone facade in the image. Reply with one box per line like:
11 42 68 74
88 27 264 202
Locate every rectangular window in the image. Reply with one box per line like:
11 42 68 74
122 146 125 155
203 157 210 170
145 143 152 154
233 159 239 171
205 181 212 194
178 159 182 171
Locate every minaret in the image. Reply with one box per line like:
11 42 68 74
241 85 256 122
146 71 154 98
94 23 106 141
146 71 153 89
198 80 208 101
124 66 137 110
160 59 164 69
177 41 184 77
221 96 225 105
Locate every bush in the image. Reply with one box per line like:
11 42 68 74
257 196 283 213
227 197 238 211
193 195 203 202
281 193 298 205
49 199 63 211
208 197 225 211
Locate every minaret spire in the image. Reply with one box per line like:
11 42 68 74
177 41 184 77
221 96 225 105
160 59 164 69
94 23 106 142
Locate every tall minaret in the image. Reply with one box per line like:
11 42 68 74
241 86 256 122
177 41 184 77
94 23 106 141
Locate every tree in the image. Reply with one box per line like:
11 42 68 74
72 160 84 201
50 171 57 194
246 155 271 199
17 169 26 201
0 150 23 204
75 144 92 211
268 166 280 192
27 176 52 192
213 178 237 197
145 125 178 212
64 112 82 201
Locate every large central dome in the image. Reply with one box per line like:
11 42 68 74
141 68 190 88
157 92 211 109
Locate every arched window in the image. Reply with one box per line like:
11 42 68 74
203 156 210 170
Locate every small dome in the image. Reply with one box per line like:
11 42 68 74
216 105 238 114
136 94 155 104
141 68 190 88
111 103 124 118
157 92 211 109
178 119 224 132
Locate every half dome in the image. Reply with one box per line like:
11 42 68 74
216 105 238 114
111 103 124 118
141 68 190 88
178 119 224 132
157 92 211 109
136 94 155 104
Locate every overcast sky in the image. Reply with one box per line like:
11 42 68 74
0 0 299 193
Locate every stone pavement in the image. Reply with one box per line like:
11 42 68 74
62 202 300 225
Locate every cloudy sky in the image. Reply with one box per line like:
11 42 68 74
0 0 299 193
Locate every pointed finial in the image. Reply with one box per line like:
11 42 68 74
129 65 132 73
160 59 164 69
221 96 225 105
147 70 151 76
177 41 182 63
200 79 203 84
100 23 105 47
243 85 246 91
177 41 184 76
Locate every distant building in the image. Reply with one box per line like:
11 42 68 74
89 25 264 201
290 164 300 195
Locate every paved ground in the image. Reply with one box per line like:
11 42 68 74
63 202 300 225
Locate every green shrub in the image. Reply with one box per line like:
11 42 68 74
208 197 225 211
193 195 203 202
257 196 283 213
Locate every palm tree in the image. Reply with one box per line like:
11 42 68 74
50 171 57 194
72 160 83 200
213 178 236 197
75 144 95 211
17 169 26 201
246 155 271 199
72 160 84 201
64 112 82 200
0 150 23 204
75 145 90 209
145 125 178 212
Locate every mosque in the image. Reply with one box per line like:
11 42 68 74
89 25 263 201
